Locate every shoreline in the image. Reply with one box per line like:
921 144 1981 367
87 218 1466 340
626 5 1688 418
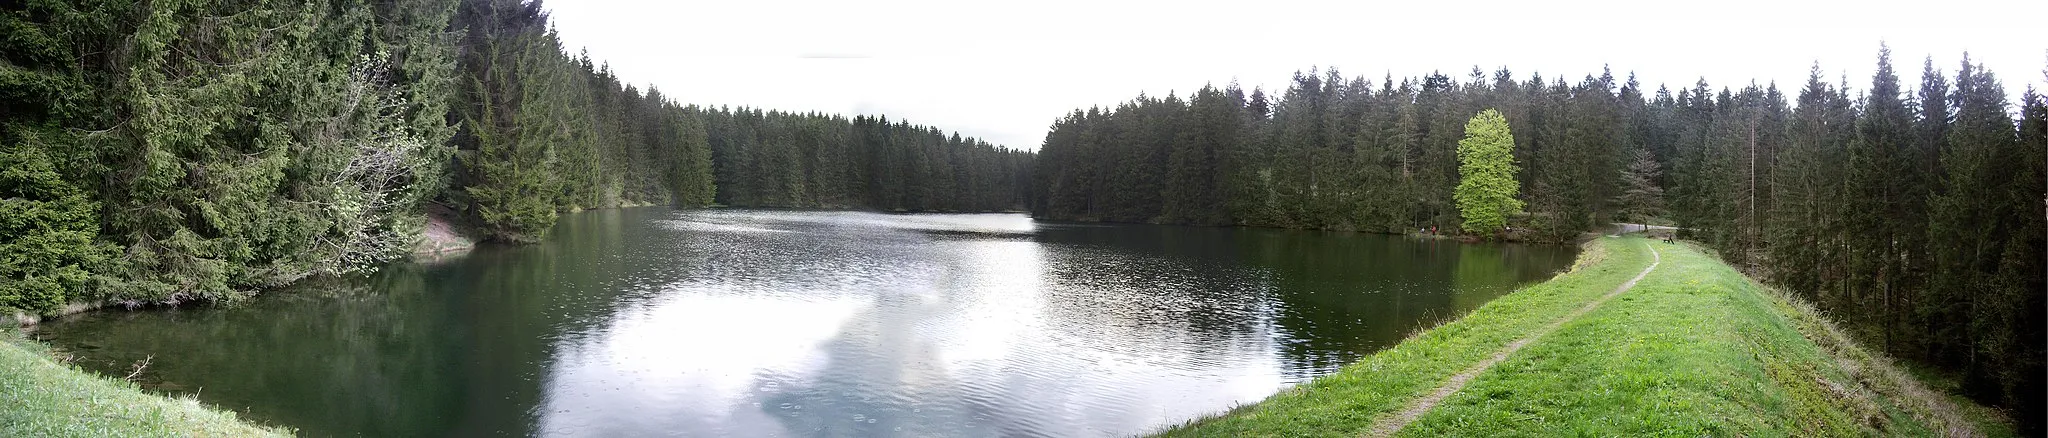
10 222 2009 436
1153 236 2012 436
0 332 290 436
9 204 649 329
14 208 1576 329
1026 216 1604 245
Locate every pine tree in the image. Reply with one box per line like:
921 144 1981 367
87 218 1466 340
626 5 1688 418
454 0 565 242
1927 55 2031 416
0 147 112 314
1015 55 2045 431
672 106 717 206
2002 82 2048 428
0 0 117 313
1676 83 1722 233
1844 44 1916 347
1611 147 1666 223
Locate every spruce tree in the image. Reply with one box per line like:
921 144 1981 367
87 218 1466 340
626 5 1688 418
1927 55 2030 415
454 0 565 242
1611 147 1666 223
1845 44 1916 347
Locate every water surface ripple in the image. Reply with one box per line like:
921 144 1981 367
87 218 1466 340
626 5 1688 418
36 209 1574 437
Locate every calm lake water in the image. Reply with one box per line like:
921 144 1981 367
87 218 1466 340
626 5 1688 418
36 208 1574 437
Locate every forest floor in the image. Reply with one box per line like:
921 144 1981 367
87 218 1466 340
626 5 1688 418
1152 236 2014 437
413 203 477 256
0 332 288 437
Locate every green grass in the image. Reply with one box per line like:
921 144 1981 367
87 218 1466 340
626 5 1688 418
1400 240 1914 436
0 332 290 437
1155 237 2012 437
1154 237 1656 437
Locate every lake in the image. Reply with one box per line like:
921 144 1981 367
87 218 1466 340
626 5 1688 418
34 208 1575 437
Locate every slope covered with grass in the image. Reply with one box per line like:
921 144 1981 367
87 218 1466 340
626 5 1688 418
1155 237 1654 436
0 334 288 437
1157 237 2011 437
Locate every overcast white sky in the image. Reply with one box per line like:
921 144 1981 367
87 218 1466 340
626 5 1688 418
544 0 2047 150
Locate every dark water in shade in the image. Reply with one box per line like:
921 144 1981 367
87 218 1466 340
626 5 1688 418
34 208 1575 437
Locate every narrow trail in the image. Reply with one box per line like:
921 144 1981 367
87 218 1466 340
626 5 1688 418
1365 241 1662 438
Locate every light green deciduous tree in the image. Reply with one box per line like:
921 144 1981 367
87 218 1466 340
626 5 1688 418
1454 109 1522 235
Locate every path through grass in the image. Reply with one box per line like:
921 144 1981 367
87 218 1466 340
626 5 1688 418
1155 237 1655 437
1154 237 2010 437
1365 242 1660 437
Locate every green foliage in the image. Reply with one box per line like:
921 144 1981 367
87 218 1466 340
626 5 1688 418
0 0 1017 311
1610 147 1665 223
703 108 1031 211
453 3 567 242
0 147 110 314
1 0 114 314
670 107 718 206
1032 69 1629 238
446 0 741 241
1032 54 2044 431
1686 53 2043 433
1924 56 2039 420
442 0 1001 241
84 0 457 299
4 3 2037 431
1453 109 1522 235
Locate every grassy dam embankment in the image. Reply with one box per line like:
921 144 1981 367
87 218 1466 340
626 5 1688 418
1 333 286 437
1157 236 2013 437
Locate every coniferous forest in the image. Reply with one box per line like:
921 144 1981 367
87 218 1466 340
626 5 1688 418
701 109 1034 212
1 0 1030 311
2 0 2043 433
1031 48 2046 431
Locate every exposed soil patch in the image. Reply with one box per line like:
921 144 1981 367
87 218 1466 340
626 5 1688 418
413 203 477 256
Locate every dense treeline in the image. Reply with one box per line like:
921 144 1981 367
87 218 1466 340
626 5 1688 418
0 0 1026 314
1034 67 1649 242
4 0 2035 429
2 0 465 309
448 0 716 243
702 109 1033 212
1031 48 2046 432
1711 50 2045 434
